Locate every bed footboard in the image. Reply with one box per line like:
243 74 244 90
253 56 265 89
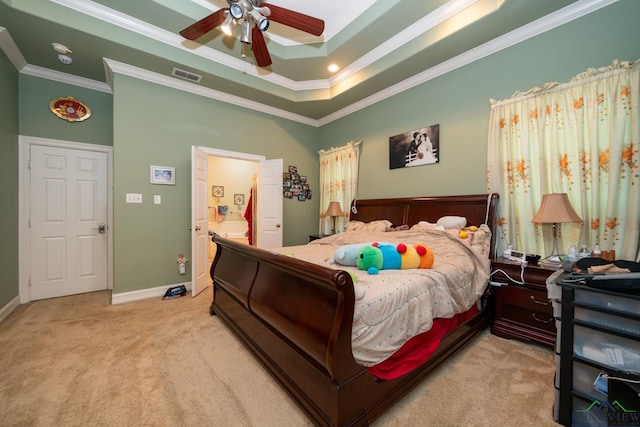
210 236 369 426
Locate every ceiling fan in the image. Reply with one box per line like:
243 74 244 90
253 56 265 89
180 0 325 68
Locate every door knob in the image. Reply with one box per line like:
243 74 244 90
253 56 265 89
93 223 107 234
276 223 281 228
195 226 201 231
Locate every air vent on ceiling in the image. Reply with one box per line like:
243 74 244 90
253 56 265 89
171 67 202 83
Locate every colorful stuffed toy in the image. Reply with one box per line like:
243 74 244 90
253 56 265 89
330 242 375 266
356 242 434 274
331 241 392 266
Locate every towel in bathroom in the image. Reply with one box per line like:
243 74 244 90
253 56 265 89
244 189 253 245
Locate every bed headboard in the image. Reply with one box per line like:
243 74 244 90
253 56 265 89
349 193 500 257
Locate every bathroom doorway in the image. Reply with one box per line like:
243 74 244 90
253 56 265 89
207 156 256 261
191 146 283 296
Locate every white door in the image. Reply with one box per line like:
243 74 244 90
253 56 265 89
256 159 283 248
191 146 210 297
30 145 108 300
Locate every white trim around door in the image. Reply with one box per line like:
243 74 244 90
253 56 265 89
19 135 114 304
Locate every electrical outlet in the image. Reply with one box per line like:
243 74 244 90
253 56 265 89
126 193 142 203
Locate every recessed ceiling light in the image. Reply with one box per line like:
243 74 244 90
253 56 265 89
327 63 340 73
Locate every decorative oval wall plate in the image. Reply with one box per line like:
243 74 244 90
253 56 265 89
49 97 91 122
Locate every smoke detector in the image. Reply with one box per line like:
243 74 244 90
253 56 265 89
52 43 73 65
52 43 72 54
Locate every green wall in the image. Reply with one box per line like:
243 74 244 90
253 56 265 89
111 74 319 293
19 75 113 145
2 0 639 305
0 43 19 308
319 0 640 199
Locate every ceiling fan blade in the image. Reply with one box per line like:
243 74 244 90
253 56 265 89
180 9 227 40
251 26 272 67
261 3 324 37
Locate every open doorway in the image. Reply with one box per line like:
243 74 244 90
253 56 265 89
191 146 283 296
207 156 256 262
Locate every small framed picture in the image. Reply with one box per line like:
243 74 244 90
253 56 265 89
234 194 245 205
212 185 224 197
150 165 175 185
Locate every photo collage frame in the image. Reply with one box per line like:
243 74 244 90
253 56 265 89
283 165 312 201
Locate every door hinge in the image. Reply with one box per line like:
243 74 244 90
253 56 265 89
28 277 31 287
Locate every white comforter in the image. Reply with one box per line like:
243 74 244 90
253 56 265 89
272 226 492 366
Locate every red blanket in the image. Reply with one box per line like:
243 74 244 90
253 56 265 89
367 305 479 380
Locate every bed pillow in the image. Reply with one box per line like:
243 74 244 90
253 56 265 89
410 221 444 231
344 219 392 233
411 221 490 254
468 224 492 257
436 216 467 229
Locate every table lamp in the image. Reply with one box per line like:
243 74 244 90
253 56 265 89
532 193 582 267
325 201 344 234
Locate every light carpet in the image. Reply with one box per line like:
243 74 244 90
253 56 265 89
0 287 560 426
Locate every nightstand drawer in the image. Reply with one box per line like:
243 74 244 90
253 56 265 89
490 257 557 346
494 285 555 332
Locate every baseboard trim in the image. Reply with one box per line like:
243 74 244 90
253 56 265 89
0 295 21 324
111 282 192 305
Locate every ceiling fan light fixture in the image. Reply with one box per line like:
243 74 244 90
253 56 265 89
250 9 269 31
240 20 252 44
229 3 244 20
221 14 236 36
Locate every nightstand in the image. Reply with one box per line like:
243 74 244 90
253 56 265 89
490 257 558 347
309 234 330 242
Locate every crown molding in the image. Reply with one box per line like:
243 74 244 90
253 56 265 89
103 58 318 127
20 64 112 93
49 0 321 93
2 0 619 127
0 27 27 71
318 0 619 126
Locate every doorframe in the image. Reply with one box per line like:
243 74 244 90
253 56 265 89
198 146 265 163
18 135 114 304
192 146 264 290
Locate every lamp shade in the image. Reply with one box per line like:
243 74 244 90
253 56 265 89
325 201 343 217
532 193 582 224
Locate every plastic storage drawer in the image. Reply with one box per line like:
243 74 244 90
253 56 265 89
575 306 640 336
573 325 640 373
574 288 640 314
572 361 609 400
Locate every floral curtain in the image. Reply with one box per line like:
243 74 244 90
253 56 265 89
487 60 640 261
318 141 361 234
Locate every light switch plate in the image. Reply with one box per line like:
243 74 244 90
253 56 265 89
126 193 142 203
154 195 161 204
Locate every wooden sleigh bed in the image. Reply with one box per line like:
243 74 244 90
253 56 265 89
209 193 499 426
